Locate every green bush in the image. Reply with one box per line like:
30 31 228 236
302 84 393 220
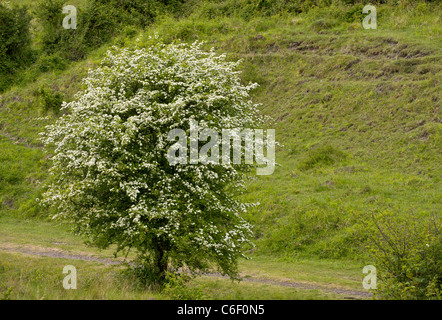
121 260 166 290
35 0 118 60
36 53 68 72
342 3 365 23
366 212 442 300
162 272 207 299
197 0 334 20
93 0 162 27
34 0 185 61
38 87 64 114
0 3 33 91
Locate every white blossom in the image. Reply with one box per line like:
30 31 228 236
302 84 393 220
40 41 262 277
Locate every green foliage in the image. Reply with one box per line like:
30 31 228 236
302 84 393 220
34 0 65 53
366 212 442 299
119 260 166 290
162 272 207 299
38 87 64 114
35 0 118 60
0 2 33 91
93 0 160 27
196 0 436 21
34 0 187 60
36 53 68 72
198 0 329 19
342 3 365 23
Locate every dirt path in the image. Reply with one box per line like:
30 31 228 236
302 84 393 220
0 245 122 265
0 245 372 299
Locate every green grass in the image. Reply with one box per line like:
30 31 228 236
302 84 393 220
1 250 356 299
0 214 126 259
0 251 161 300
238 255 364 290
0 215 366 299
190 276 345 300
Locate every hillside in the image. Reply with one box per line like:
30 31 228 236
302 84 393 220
0 0 441 300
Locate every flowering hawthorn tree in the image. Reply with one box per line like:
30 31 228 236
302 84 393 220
40 41 262 283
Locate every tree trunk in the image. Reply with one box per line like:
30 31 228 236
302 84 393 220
155 245 168 283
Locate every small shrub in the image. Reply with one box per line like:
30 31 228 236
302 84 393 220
121 261 165 290
34 0 182 60
38 88 64 114
343 4 365 23
366 212 442 300
162 272 207 299
37 53 68 72
35 0 118 60
0 2 33 91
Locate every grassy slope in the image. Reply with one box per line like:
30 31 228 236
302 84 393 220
139 4 441 259
0 0 441 299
